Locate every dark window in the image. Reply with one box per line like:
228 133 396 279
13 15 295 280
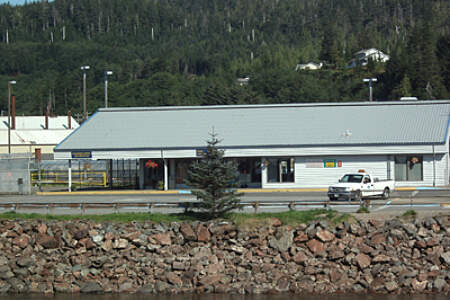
267 158 295 183
395 155 423 181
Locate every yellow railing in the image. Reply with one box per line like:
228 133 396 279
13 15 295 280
30 171 107 187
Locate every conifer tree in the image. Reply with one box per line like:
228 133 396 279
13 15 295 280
185 132 243 219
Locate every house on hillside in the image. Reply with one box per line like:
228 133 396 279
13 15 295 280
236 77 250 86
295 62 323 71
347 48 390 68
0 114 79 158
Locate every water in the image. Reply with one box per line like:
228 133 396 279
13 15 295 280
0 294 447 300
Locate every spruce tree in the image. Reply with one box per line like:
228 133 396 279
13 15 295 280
185 132 243 219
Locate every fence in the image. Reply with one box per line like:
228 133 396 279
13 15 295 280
30 170 107 187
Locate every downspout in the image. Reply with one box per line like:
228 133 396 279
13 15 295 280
432 145 436 187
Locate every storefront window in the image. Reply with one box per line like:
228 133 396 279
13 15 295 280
395 155 423 181
235 158 262 188
267 158 295 183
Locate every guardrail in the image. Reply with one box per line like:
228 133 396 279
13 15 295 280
0 199 436 214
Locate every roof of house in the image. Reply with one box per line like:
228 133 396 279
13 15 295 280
55 101 450 152
0 116 79 146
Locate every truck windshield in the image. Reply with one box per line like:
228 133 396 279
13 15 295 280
341 175 363 183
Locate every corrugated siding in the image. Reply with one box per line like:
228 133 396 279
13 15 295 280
55 101 450 152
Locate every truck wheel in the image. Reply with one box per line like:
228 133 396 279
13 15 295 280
353 190 362 202
382 187 390 200
329 196 337 201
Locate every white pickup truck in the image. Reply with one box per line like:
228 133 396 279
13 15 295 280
328 172 395 201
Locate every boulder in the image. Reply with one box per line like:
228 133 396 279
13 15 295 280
316 230 335 242
306 239 325 255
36 233 58 249
80 281 103 293
180 223 196 240
354 253 371 269
152 233 171 246
196 225 211 242
269 230 293 252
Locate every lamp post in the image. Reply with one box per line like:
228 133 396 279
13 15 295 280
363 78 377 102
104 71 113 108
80 66 90 121
7 80 16 155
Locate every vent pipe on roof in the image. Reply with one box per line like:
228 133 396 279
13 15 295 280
68 110 72 129
11 95 16 130
45 108 49 130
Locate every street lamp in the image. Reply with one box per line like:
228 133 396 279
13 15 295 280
104 71 113 108
7 80 16 155
363 78 377 102
81 66 90 121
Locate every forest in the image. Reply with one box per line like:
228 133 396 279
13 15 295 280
0 0 448 119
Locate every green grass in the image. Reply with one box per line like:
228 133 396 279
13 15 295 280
0 209 352 226
402 209 417 218
356 207 370 214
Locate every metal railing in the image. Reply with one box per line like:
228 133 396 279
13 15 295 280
30 170 107 187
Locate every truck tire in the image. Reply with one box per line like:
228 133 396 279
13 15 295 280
329 196 337 201
353 190 362 202
382 187 390 200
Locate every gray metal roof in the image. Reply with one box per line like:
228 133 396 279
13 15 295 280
55 101 450 152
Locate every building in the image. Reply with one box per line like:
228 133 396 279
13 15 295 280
347 48 390 68
0 114 79 158
295 62 323 71
54 101 450 190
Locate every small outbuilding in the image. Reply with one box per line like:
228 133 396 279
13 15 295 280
54 101 450 190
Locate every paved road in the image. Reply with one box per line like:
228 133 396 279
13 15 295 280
0 190 448 215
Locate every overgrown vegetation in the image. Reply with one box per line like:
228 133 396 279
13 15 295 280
402 209 417 218
357 207 370 214
0 0 448 119
0 209 353 226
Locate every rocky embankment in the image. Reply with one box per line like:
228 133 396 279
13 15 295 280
0 215 449 295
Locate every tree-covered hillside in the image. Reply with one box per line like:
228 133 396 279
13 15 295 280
0 0 448 119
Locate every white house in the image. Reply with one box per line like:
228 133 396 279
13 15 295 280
348 48 390 68
295 62 323 71
54 101 450 191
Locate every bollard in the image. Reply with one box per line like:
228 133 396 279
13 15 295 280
252 201 259 213
288 201 295 211
114 203 119 214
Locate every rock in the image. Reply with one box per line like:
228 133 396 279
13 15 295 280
113 238 128 249
316 230 335 242
166 272 182 286
16 257 34 268
92 235 103 245
0 257 8 266
7 278 27 293
271 218 282 227
411 279 427 292
372 254 390 263
433 278 447 292
80 281 103 293
228 245 246 255
385 281 398 292
269 230 293 252
199 275 221 286
37 223 47 234
180 223 196 240
119 281 136 293
0 281 11 293
154 281 170 293
328 249 345 260
152 233 171 246
370 233 386 247
293 251 308 265
196 225 211 242
12 235 30 249
440 251 450 265
36 233 58 249
101 239 113 252
293 231 309 243
54 282 72 293
173 261 186 271
354 253 371 269
306 239 325 255
74 229 89 240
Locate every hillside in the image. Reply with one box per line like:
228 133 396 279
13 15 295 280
0 0 448 118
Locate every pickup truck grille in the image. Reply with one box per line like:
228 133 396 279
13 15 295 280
331 187 347 192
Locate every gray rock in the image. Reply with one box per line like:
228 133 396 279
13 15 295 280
440 252 450 265
0 257 8 266
7 278 27 293
16 257 34 268
433 278 447 292
269 230 293 252
0 282 11 293
80 281 103 293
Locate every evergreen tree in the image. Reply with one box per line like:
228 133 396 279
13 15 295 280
185 132 243 219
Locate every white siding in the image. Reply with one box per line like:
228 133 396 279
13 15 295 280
394 154 448 187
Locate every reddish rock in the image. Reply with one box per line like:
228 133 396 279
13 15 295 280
196 225 211 242
330 269 342 282
354 253 371 269
426 237 440 247
199 275 221 286
166 272 182 286
328 249 345 260
36 223 48 234
306 239 325 255
271 218 282 227
370 233 386 246
294 231 309 243
152 233 171 246
113 238 128 249
316 230 335 242
123 231 141 241
36 233 58 249
293 251 308 265
12 235 30 249
206 263 222 274
415 240 427 248
101 239 113 252
369 219 384 229
180 223 196 240
372 254 390 263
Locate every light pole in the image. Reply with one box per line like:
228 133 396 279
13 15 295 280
81 66 90 121
363 78 377 102
7 80 16 155
104 71 113 108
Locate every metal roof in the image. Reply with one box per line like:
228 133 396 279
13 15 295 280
55 101 450 152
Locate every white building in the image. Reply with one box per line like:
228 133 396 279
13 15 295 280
0 114 79 158
348 48 390 68
54 101 450 190
295 62 323 71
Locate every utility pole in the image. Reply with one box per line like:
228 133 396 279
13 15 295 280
7 80 16 155
104 71 113 108
81 66 90 121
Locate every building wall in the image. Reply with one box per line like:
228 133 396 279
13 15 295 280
262 154 449 188
0 145 55 154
